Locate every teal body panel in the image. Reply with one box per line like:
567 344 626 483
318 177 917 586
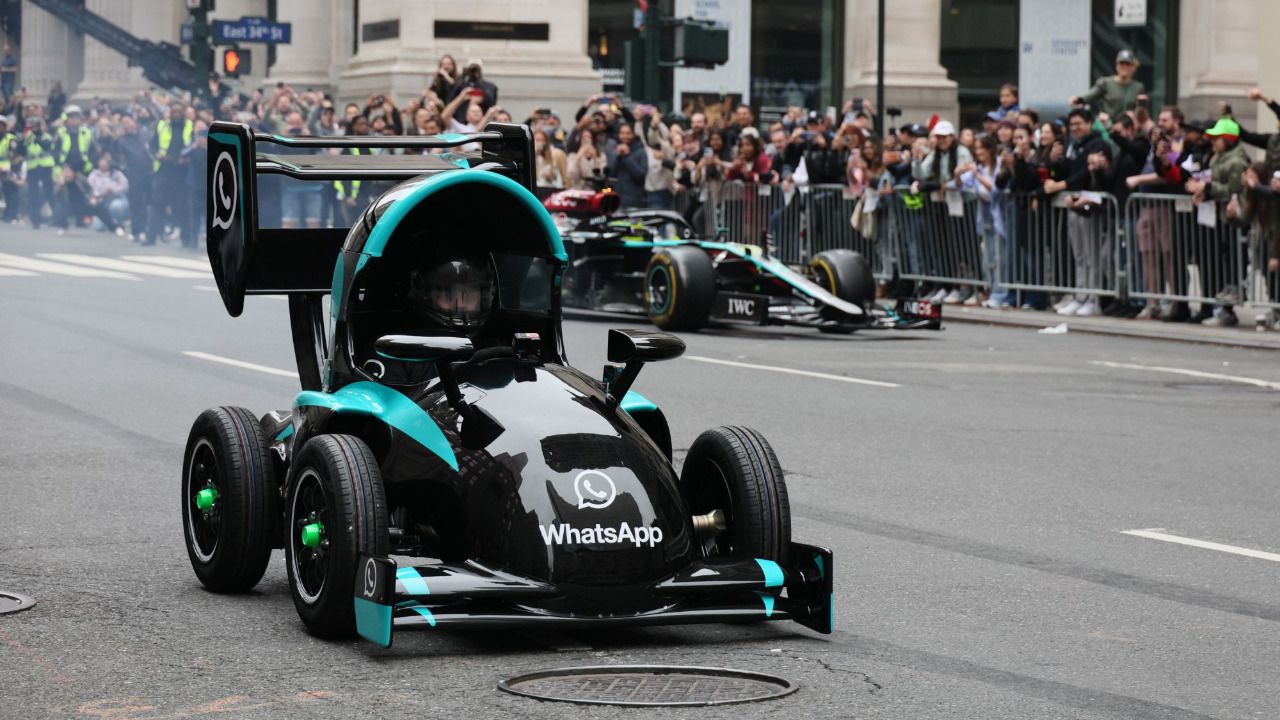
294 381 459 471
620 390 658 414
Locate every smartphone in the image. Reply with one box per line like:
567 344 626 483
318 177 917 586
702 147 713 158
467 88 484 98
851 97 863 111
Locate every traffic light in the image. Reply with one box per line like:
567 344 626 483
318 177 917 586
672 19 728 68
221 47 250 76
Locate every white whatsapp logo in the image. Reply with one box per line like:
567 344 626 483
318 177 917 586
573 469 617 510
210 150 237 231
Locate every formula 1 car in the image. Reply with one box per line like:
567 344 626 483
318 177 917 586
181 121 833 648
543 188 942 333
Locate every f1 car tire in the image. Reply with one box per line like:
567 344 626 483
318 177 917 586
646 246 715 331
810 249 875 306
681 426 791 564
181 407 276 593
285 434 389 639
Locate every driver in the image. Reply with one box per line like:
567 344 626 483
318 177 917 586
407 254 496 334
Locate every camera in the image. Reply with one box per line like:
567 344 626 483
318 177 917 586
887 107 903 118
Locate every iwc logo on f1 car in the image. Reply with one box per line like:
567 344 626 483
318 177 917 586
539 470 665 548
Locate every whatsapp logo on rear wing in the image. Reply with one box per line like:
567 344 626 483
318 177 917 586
573 469 617 510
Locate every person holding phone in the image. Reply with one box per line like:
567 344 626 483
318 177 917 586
1070 49 1147 119
446 59 498 122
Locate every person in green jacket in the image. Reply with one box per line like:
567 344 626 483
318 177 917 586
1070 49 1147 120
1185 117 1249 326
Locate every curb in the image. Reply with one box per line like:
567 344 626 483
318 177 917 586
943 306 1280 351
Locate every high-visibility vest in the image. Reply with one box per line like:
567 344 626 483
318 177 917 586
0 133 13 171
57 126 93 173
154 119 194 171
334 147 363 199
25 132 54 169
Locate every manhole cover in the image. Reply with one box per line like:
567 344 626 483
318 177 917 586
0 590 36 615
499 665 796 707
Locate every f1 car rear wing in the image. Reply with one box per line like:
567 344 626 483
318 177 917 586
206 121 535 318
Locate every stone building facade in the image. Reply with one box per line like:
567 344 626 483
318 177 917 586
11 0 1275 130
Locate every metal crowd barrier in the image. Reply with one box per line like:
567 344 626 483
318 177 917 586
1123 193 1247 307
697 182 1280 311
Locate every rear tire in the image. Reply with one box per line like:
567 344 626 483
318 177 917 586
284 434 389 639
646 246 715 331
181 407 275 593
810 249 874 306
680 426 790 564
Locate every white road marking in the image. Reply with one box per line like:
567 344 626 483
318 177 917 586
38 253 209 279
0 252 140 280
1121 529 1280 563
1090 360 1280 391
183 350 299 379
120 255 212 272
192 284 288 301
685 355 901 388
0 266 37 277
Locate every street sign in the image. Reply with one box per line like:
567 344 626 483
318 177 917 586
180 19 194 44
1115 0 1146 27
212 17 291 45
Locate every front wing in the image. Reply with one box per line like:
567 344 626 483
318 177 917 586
353 543 833 648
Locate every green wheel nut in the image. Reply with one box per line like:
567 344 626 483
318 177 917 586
195 486 218 512
300 522 324 548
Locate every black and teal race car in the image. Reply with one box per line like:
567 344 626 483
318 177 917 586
543 189 942 333
181 121 833 648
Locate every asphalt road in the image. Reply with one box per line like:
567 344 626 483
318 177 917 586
2 226 1279 720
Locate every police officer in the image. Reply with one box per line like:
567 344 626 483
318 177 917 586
0 117 17 221
56 104 95 178
24 117 55 228
148 101 193 246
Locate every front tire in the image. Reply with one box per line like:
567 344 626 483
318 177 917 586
646 246 716 331
284 434 389 639
181 407 275 593
810 249 874 306
680 426 791 564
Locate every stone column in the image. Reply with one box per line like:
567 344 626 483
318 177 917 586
19 0 84 100
269 0 333 91
1178 0 1258 122
340 0 600 121
843 0 958 125
73 0 137 103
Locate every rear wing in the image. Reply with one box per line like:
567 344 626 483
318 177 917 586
205 121 534 317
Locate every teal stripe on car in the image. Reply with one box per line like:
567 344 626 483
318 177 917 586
295 381 458 471
411 605 437 627
353 597 392 648
756 558 784 588
620 390 657 414
396 567 431 596
756 591 775 618
274 425 294 441
813 554 825 580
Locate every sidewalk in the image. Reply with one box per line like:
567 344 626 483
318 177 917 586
944 305 1280 350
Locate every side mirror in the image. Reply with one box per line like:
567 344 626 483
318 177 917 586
375 334 475 363
604 329 685 408
607 329 685 364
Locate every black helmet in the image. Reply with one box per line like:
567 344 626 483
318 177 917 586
407 255 495 333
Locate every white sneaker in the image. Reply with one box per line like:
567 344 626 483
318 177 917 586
1057 299 1082 316
115 227 126 237
1074 301 1100 317
943 289 963 304
932 288 949 303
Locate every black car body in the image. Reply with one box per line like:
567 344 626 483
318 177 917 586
181 122 833 648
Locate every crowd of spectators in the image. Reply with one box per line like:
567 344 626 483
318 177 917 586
0 47 1276 327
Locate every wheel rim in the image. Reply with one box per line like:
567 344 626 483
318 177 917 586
290 469 330 604
646 263 673 315
688 458 736 558
186 438 221 563
810 261 837 295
